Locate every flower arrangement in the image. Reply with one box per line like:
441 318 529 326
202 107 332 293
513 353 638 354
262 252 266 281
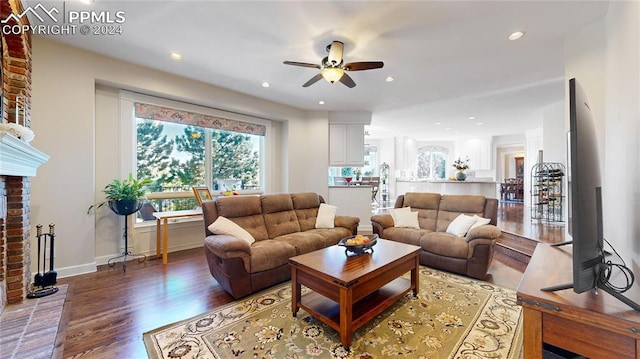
0 122 35 143
452 157 469 171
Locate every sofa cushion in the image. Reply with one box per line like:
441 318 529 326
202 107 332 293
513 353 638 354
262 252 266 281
262 194 301 238
402 192 440 231
315 203 337 229
216 196 269 240
249 240 298 273
304 228 353 247
436 195 486 232
382 227 431 247
208 216 256 244
292 192 321 231
421 232 470 259
446 214 477 237
274 231 327 255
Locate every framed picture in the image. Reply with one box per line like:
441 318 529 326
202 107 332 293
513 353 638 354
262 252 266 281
192 186 213 206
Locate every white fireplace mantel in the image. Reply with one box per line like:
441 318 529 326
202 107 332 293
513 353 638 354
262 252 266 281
0 132 49 177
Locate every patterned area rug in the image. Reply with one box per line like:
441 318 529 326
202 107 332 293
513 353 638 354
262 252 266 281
144 267 523 359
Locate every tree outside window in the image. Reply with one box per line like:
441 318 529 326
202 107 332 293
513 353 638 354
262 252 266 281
417 146 448 179
136 118 262 214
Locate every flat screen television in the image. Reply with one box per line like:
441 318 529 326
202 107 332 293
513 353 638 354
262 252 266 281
543 78 639 311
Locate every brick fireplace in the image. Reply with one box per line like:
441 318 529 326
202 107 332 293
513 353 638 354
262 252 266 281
1 0 48 313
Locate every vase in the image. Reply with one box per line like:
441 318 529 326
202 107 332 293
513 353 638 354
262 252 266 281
455 170 467 181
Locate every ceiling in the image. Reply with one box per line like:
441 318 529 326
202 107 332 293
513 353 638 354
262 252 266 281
27 0 609 140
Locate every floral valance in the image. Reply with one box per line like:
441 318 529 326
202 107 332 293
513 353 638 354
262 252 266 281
134 103 266 136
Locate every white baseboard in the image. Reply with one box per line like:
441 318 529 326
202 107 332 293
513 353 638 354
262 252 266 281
358 224 373 232
95 242 204 266
56 262 97 279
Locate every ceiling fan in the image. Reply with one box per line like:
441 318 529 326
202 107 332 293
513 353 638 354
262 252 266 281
283 41 384 88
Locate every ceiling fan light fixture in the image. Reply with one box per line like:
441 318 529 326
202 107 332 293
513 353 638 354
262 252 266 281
322 67 344 83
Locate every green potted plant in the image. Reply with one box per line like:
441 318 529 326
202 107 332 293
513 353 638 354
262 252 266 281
87 173 152 215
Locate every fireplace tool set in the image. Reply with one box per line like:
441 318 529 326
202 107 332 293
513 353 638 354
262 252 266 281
27 223 59 298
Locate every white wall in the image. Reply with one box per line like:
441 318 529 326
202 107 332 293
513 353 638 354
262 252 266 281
565 1 640 270
30 38 322 276
542 101 566 164
603 1 639 269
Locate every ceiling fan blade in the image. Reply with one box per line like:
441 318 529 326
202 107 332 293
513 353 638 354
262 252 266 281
302 73 324 87
327 41 344 66
343 61 384 71
283 61 321 69
339 73 356 88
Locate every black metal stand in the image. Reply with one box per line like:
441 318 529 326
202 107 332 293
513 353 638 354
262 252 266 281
27 224 58 299
107 201 146 272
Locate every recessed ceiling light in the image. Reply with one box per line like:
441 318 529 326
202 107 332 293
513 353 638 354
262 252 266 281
262 82 270 88
435 122 441 125
318 100 325 105
445 127 451 130
385 76 394 82
468 116 475 120
476 122 483 125
169 52 182 60
508 31 525 41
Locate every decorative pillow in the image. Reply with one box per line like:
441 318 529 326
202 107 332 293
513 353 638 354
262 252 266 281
315 203 337 229
391 206 412 225
208 216 255 245
469 215 491 231
394 208 420 229
446 214 478 237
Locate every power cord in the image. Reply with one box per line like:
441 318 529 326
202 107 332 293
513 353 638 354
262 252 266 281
598 237 635 293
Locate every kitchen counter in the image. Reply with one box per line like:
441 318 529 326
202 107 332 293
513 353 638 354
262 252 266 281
327 186 373 231
396 179 499 199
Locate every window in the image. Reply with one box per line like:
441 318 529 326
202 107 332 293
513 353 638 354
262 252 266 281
134 101 266 216
417 146 448 179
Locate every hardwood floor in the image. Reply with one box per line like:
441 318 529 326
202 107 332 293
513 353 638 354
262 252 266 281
56 203 540 358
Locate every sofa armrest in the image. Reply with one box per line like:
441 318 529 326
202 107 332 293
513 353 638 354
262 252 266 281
465 225 501 242
204 234 252 259
371 214 394 236
335 215 360 235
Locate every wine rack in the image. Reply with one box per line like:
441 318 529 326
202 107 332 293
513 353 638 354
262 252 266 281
531 162 565 222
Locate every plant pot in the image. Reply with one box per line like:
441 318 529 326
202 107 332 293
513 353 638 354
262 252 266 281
455 170 467 181
108 200 143 216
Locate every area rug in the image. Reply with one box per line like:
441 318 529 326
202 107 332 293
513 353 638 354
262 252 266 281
143 267 523 359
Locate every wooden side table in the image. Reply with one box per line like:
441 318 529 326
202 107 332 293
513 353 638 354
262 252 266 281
152 209 202 265
516 243 640 358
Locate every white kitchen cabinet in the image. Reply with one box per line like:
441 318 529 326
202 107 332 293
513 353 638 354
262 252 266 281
329 124 364 166
456 137 492 170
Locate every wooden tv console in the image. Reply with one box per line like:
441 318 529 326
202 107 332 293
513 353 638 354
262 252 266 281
516 243 640 359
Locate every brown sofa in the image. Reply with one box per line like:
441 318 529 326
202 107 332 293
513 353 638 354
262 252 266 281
202 192 359 299
370 192 500 279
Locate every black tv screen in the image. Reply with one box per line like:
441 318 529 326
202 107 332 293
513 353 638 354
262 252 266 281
568 78 604 293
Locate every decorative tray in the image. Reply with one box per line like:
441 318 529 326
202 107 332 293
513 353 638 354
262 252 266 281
338 234 379 256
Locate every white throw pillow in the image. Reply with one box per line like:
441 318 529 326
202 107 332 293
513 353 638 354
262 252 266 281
469 215 491 231
208 216 255 245
315 203 337 229
446 214 478 237
394 208 420 229
391 207 412 225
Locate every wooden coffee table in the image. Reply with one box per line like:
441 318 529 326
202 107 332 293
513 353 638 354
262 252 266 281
289 238 420 348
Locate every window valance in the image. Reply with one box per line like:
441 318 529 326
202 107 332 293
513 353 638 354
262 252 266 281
134 102 266 136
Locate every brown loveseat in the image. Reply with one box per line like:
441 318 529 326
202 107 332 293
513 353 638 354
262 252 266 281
370 192 500 280
202 192 359 299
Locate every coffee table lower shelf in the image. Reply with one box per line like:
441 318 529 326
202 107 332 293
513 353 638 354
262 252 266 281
297 277 412 337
